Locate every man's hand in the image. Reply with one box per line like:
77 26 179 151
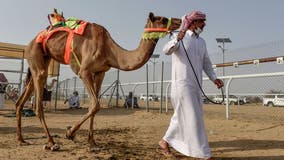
214 79 224 89
177 30 186 41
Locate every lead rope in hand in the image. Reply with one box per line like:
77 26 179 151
180 39 225 104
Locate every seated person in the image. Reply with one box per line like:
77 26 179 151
64 91 80 109
124 92 139 108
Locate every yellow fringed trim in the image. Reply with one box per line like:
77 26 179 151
142 32 168 40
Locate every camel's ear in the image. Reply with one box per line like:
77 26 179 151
149 12 155 22
54 8 58 14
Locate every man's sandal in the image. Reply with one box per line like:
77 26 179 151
157 140 175 157
156 146 174 157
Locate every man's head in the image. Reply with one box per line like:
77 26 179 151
182 11 206 35
73 91 79 96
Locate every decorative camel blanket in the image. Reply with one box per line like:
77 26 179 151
36 18 88 64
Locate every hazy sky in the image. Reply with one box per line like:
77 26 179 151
1 0 284 83
1 0 284 55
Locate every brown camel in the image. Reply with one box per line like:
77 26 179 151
15 12 181 151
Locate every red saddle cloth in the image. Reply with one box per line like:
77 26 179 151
36 21 88 64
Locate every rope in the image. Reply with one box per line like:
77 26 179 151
71 41 81 67
180 39 225 104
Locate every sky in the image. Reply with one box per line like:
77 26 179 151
1 0 284 83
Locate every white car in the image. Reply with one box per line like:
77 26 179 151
263 94 284 107
139 94 154 101
213 95 245 105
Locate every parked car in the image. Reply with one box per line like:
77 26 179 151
213 95 246 105
139 94 159 101
140 94 153 101
263 94 284 107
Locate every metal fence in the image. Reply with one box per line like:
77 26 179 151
2 52 284 120
53 60 284 118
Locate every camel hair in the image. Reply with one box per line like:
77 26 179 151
15 12 181 151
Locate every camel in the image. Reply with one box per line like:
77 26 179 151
15 11 181 151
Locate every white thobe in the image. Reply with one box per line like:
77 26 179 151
162 30 217 158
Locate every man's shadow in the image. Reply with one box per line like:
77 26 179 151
173 139 284 160
211 139 284 160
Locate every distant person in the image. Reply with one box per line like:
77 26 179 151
158 11 223 160
124 92 139 108
42 78 57 107
31 78 57 109
64 91 80 109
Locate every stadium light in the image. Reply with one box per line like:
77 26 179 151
216 38 232 77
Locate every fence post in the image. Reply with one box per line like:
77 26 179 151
146 64 149 112
116 69 119 107
54 69 60 111
19 53 24 93
160 61 164 113
165 83 171 113
225 77 233 120
73 77 77 92
65 79 69 100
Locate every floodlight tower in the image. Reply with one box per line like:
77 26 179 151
216 38 232 77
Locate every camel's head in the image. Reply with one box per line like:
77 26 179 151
142 12 181 40
49 8 65 26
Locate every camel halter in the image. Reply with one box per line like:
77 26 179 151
142 18 171 40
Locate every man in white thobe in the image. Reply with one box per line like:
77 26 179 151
158 11 223 160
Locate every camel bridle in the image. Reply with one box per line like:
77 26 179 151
142 18 172 40
144 18 172 33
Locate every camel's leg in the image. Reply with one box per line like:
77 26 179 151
88 72 105 147
16 80 34 145
31 65 59 150
66 71 103 143
26 44 59 150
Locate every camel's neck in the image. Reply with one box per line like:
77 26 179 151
106 32 158 71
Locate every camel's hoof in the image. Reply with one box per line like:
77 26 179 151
43 144 49 150
19 142 30 146
66 126 75 140
43 144 60 151
18 140 30 146
51 144 60 151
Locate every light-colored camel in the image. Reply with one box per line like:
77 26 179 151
15 12 181 151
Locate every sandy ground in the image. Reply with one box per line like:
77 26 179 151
0 100 284 160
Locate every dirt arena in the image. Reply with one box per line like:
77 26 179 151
0 100 284 160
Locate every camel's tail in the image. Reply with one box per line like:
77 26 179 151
15 68 34 107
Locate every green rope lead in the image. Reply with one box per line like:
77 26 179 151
71 40 81 67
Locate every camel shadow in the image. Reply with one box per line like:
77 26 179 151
0 126 67 135
49 107 138 116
